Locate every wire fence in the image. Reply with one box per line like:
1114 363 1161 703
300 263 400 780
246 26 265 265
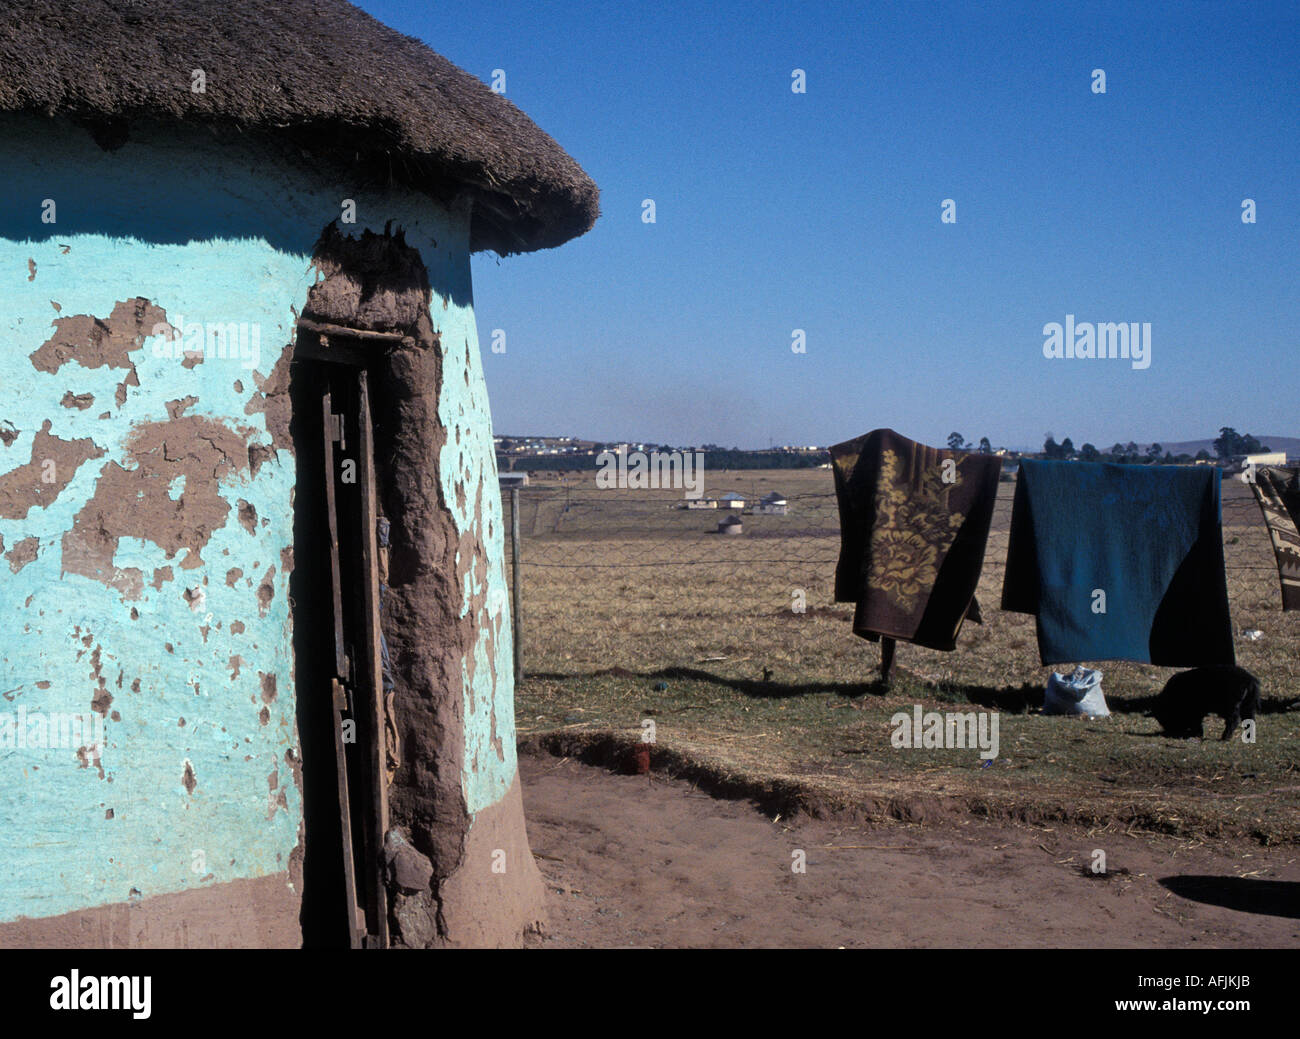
500 476 1298 678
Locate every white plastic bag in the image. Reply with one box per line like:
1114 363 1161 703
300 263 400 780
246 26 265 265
1043 666 1109 717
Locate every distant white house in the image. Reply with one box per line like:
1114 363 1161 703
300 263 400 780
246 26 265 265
753 491 787 515
719 493 746 510
684 497 717 510
499 472 529 487
1236 451 1288 481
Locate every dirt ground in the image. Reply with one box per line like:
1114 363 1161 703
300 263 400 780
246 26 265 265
519 750 1300 949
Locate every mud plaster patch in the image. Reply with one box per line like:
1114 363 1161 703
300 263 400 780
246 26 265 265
248 444 277 479
89 645 112 717
226 567 243 587
256 565 276 616
375 340 471 902
5 536 39 573
244 342 294 452
165 396 199 420
304 223 433 333
151 566 173 590
267 782 288 821
0 420 105 520
76 745 105 780
61 416 253 595
259 672 277 704
230 620 246 635
182 760 197 795
114 368 140 408
60 391 94 410
29 298 169 375
287 745 306 894
237 500 257 535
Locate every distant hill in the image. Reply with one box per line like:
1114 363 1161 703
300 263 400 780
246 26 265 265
1006 436 1300 457
1140 436 1300 458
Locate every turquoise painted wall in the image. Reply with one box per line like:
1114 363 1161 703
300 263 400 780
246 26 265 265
0 116 516 923
447 317 519 816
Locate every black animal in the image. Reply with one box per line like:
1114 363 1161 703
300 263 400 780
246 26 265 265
1151 666 1260 741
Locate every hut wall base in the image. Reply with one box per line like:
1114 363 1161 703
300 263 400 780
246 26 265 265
433 773 545 948
0 873 300 949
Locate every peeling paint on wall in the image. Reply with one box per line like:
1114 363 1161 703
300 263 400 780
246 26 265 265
438 313 518 814
0 421 105 520
0 119 313 924
0 114 523 931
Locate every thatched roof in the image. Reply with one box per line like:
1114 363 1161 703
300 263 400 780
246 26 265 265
0 0 599 254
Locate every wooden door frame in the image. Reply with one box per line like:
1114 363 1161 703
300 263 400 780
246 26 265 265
299 324 393 949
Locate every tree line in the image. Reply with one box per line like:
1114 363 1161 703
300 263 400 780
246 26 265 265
944 427 1272 464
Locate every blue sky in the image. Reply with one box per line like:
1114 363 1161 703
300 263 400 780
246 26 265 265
362 0 1297 451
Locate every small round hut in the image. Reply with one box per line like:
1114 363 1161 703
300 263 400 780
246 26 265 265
0 0 597 948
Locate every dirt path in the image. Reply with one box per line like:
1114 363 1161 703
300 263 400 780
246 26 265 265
519 751 1300 948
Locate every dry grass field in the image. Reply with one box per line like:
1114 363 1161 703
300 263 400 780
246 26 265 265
508 467 1300 845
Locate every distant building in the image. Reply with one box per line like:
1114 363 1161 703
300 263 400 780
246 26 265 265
719 493 746 510
499 472 530 488
753 492 787 515
718 515 743 535
1235 452 1288 480
685 498 717 509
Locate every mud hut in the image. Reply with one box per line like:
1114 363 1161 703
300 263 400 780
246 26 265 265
0 0 597 948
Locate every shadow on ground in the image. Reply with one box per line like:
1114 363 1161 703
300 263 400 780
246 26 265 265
531 666 1300 722
531 665 889 700
1160 876 1300 919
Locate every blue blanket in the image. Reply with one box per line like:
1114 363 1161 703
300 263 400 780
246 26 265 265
1001 460 1234 666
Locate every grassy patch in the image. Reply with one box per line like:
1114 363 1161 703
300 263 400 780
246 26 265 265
518 669 1300 843
512 469 1300 845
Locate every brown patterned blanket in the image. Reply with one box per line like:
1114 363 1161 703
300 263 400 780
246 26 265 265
1249 465 1300 611
830 428 1001 651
